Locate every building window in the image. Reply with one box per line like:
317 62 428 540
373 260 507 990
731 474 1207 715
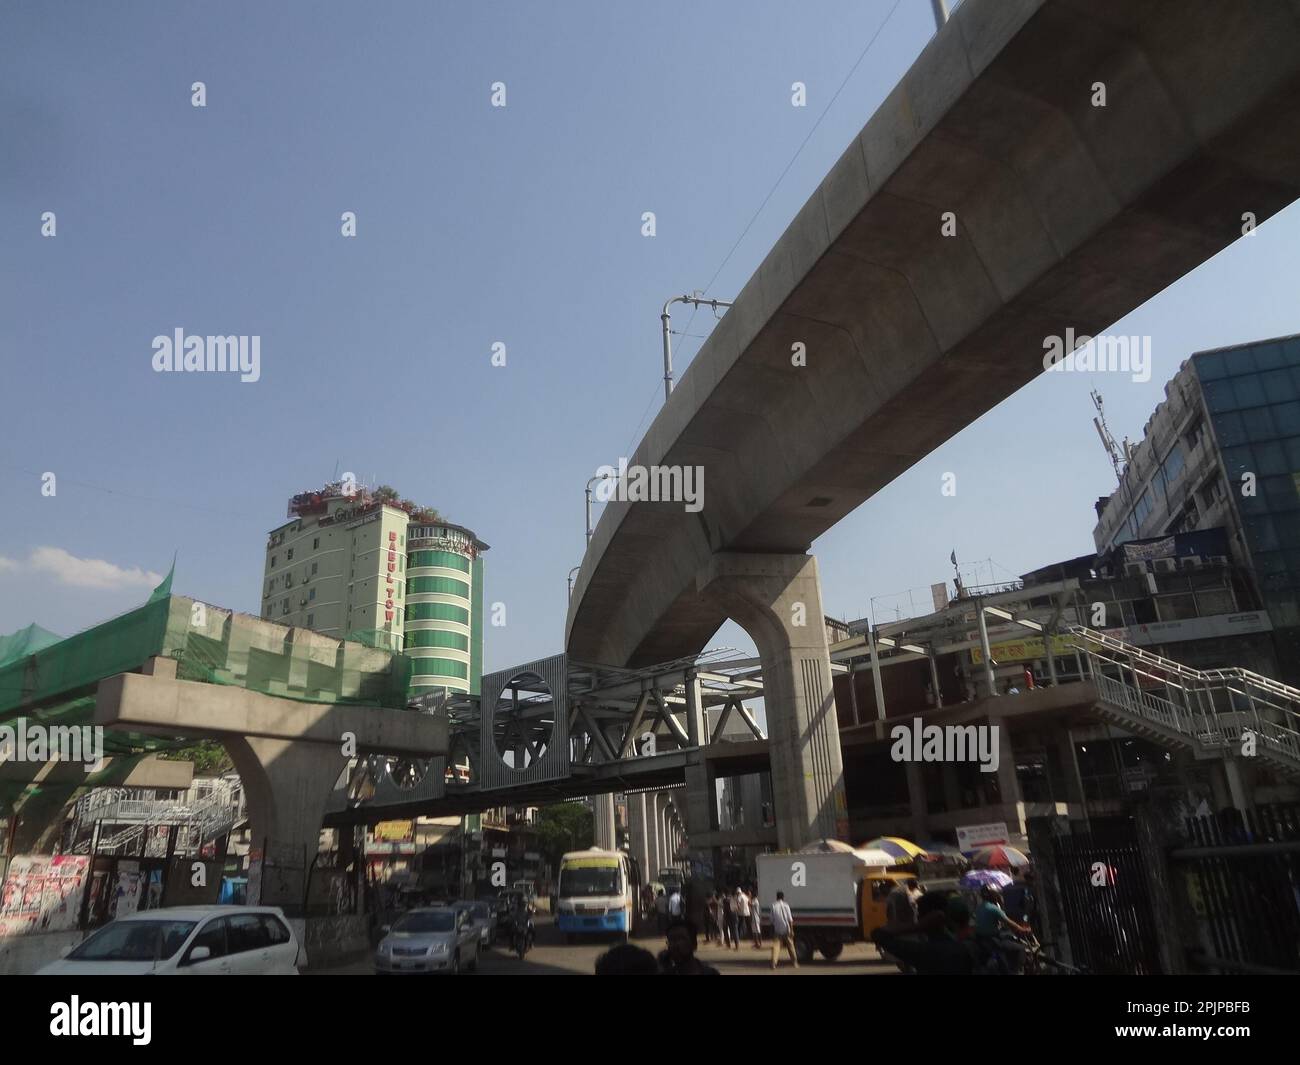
311 562 318 575
287 548 294 561
313 537 320 550
270 555 277 568
309 588 316 601
407 576 471 598
306 614 314 628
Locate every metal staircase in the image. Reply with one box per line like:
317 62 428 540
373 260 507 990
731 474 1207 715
70 782 241 857
1068 626 1300 777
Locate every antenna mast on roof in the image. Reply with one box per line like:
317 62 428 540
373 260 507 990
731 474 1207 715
1091 389 1129 484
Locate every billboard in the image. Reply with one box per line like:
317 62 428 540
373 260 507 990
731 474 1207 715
956 822 1009 853
970 633 1075 665
373 820 415 843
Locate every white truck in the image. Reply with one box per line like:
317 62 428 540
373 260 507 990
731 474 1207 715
756 850 910 963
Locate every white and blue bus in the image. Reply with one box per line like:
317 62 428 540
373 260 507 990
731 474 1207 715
556 848 638 942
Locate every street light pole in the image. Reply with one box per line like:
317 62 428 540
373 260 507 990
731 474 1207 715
661 294 734 401
586 472 614 544
567 566 581 601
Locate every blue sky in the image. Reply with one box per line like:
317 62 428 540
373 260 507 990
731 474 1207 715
3 0 1299 672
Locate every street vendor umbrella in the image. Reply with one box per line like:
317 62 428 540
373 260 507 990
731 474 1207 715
918 842 969 865
858 837 927 864
971 844 1030 870
959 868 1013 891
799 839 897 867
798 838 856 853
852 849 902 867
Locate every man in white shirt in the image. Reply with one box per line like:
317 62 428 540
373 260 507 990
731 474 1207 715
731 886 749 952
769 891 799 969
667 888 683 919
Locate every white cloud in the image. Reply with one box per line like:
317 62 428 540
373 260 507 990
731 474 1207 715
0 556 18 573
25 547 163 590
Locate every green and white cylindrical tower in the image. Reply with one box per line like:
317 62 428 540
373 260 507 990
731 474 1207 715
403 522 488 697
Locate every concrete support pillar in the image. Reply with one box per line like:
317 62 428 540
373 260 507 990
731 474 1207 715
223 736 348 913
905 760 928 842
990 716 1023 837
592 792 616 850
1056 727 1088 823
867 626 887 720
646 792 662 880
1208 762 1231 810
659 798 672 870
684 762 714 840
684 673 705 747
697 553 849 848
1222 758 1251 814
941 763 963 814
629 792 650 881
684 763 717 900
977 603 999 699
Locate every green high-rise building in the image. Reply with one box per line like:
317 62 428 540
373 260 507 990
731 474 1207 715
262 483 488 696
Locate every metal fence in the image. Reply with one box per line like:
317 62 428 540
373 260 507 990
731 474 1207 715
1174 804 1300 973
1050 823 1162 974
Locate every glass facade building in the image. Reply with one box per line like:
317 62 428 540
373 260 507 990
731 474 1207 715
1194 336 1300 675
1093 334 1300 683
404 523 487 697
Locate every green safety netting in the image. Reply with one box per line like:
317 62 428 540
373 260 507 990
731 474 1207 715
0 567 414 820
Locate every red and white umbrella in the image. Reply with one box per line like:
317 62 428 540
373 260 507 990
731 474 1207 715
970 845 1030 870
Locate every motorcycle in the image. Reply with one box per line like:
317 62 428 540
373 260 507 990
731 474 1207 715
511 918 535 960
978 932 1085 975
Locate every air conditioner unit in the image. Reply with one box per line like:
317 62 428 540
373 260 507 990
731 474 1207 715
1180 555 1203 570
1123 562 1147 577
1153 557 1178 573
300 597 308 607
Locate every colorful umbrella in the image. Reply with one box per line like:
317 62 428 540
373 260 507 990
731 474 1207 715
917 842 970 867
857 837 927 864
852 849 902 868
797 838 856 854
971 845 1030 870
959 868 1013 891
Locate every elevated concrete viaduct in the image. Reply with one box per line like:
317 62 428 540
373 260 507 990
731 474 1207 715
569 0 1300 851
96 657 446 910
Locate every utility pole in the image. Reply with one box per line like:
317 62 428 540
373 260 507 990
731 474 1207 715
661 294 733 401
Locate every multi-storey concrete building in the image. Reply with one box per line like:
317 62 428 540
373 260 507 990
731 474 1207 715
262 483 487 696
1092 335 1300 682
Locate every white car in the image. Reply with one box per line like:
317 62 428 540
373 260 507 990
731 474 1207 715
37 906 305 975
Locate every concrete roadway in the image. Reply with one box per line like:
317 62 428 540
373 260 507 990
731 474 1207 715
314 913 898 976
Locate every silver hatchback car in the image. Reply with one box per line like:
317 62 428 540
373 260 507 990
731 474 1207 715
375 906 480 974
